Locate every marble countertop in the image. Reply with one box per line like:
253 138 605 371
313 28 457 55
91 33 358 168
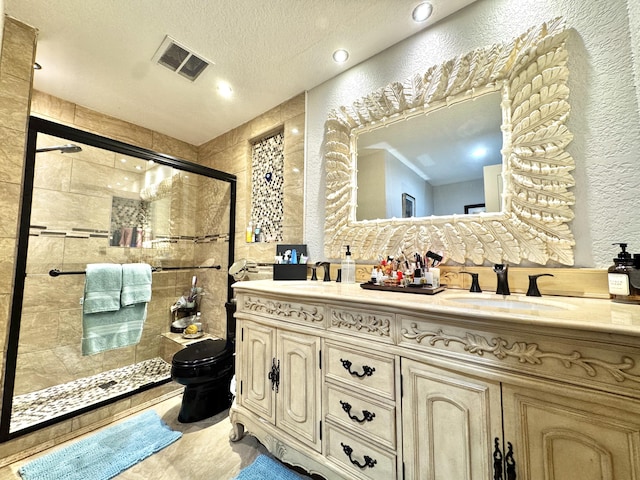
233 280 640 338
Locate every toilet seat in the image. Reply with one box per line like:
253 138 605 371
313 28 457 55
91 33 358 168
172 338 231 367
171 338 234 388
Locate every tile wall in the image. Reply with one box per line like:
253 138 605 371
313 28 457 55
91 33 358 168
0 16 37 449
199 93 306 268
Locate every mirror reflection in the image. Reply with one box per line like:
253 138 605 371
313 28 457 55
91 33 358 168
109 162 188 248
356 91 503 220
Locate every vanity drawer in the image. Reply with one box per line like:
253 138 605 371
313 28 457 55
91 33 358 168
324 342 395 400
238 293 325 329
326 424 397 480
326 385 396 449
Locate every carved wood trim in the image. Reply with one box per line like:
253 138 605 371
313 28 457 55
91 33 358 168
330 310 391 337
401 323 640 384
244 296 324 323
324 18 575 265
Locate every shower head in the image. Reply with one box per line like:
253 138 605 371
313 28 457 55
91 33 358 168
35 144 82 154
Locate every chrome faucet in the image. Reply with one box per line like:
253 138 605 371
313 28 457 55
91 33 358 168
493 264 510 295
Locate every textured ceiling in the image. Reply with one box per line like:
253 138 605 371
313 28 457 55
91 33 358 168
7 0 477 146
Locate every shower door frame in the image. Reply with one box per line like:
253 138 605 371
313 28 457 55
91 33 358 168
0 116 237 442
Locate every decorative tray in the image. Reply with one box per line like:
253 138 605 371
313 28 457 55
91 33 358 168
182 332 204 339
360 282 445 295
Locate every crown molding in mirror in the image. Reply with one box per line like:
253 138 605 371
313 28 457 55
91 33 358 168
324 18 575 265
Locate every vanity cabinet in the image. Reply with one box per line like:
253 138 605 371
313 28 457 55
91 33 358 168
401 359 503 479
230 281 640 480
502 382 640 479
238 319 321 451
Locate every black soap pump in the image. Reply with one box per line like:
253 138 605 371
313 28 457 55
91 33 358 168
608 243 640 304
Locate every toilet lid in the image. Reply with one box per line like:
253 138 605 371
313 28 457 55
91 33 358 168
173 338 230 366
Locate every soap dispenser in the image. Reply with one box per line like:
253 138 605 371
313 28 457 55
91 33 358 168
608 243 640 304
341 245 356 284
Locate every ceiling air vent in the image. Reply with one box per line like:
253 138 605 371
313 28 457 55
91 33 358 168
152 36 212 82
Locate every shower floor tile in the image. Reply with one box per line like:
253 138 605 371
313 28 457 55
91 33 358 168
10 357 172 433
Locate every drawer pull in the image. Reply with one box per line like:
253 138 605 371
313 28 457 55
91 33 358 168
340 442 377 469
339 401 375 423
340 358 375 378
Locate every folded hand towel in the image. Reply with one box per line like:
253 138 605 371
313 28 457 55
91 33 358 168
83 264 122 314
121 263 152 306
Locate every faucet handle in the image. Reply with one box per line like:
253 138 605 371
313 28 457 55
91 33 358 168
460 271 482 293
493 264 510 295
526 273 554 297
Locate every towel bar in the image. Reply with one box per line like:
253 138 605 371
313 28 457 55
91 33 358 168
48 265 222 277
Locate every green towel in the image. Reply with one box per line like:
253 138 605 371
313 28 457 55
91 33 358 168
82 303 148 355
121 263 152 306
83 264 122 314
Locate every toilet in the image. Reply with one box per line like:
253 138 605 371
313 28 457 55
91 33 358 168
171 301 236 423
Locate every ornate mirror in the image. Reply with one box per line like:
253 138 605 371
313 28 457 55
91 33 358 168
324 18 575 265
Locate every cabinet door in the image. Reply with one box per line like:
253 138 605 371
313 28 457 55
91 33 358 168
276 329 322 451
502 384 640 480
402 359 503 480
240 320 276 424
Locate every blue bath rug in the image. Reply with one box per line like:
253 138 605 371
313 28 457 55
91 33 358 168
18 410 182 480
233 454 304 480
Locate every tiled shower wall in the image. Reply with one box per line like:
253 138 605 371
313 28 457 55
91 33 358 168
16 143 229 397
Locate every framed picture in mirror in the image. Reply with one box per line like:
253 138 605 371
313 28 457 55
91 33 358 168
464 203 486 214
402 193 415 218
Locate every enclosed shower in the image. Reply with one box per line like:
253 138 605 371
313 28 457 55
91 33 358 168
0 117 236 441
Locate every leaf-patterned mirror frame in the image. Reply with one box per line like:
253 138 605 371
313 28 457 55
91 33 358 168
324 18 574 265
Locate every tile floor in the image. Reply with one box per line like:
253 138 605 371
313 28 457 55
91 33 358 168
0 393 317 480
10 358 172 433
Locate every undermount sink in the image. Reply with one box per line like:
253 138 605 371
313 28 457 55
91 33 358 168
448 296 568 312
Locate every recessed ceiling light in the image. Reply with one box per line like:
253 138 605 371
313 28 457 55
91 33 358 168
412 2 433 22
291 128 299 134
332 49 349 64
33 62 42 70
217 82 233 98
472 147 487 158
